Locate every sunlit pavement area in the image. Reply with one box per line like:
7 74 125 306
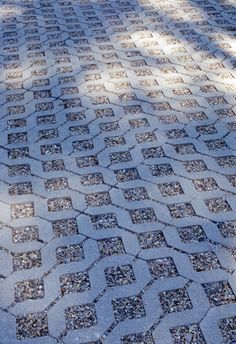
0 0 236 342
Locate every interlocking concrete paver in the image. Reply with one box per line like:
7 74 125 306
0 0 236 342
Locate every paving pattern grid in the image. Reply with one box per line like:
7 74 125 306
0 0 235 342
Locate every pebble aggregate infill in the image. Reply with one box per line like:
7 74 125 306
0 0 236 341
105 265 136 287
170 324 206 344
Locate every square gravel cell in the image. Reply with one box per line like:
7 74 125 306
189 251 221 271
138 231 166 249
11 202 35 219
90 213 118 229
15 278 44 302
142 147 165 159
203 281 235 306
73 139 94 151
115 168 140 182
48 197 73 211
42 159 65 172
217 221 236 238
109 151 132 164
121 332 154 344
196 124 217 135
37 115 56 125
9 182 32 196
13 250 42 271
67 111 86 121
38 128 58 140
41 143 62 155
193 178 218 191
175 143 197 155
183 160 207 173
227 175 236 187
158 182 184 197
60 271 90 295
56 244 84 264
146 90 164 98
105 135 125 147
45 177 68 191
129 118 150 128
92 96 110 105
119 92 137 102
166 128 187 139
65 304 97 330
153 101 171 111
80 173 104 186
219 317 236 344
98 237 125 256
8 164 31 177
105 264 135 287
130 208 157 224
124 105 143 114
8 147 29 160
124 187 149 201
215 109 235 119
115 81 131 90
135 131 157 143
206 139 228 151
140 79 157 87
159 114 178 124
150 163 174 176
76 155 98 168
205 198 232 213
99 121 119 132
168 203 196 218
12 225 39 243
52 218 78 237
16 312 48 339
109 71 127 79
85 192 111 207
216 156 236 168
148 257 178 279
7 119 26 129
170 324 206 344
159 288 193 313
112 295 146 322
95 108 114 118
63 98 82 109
177 225 207 243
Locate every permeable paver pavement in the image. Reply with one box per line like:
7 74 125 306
0 0 236 342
